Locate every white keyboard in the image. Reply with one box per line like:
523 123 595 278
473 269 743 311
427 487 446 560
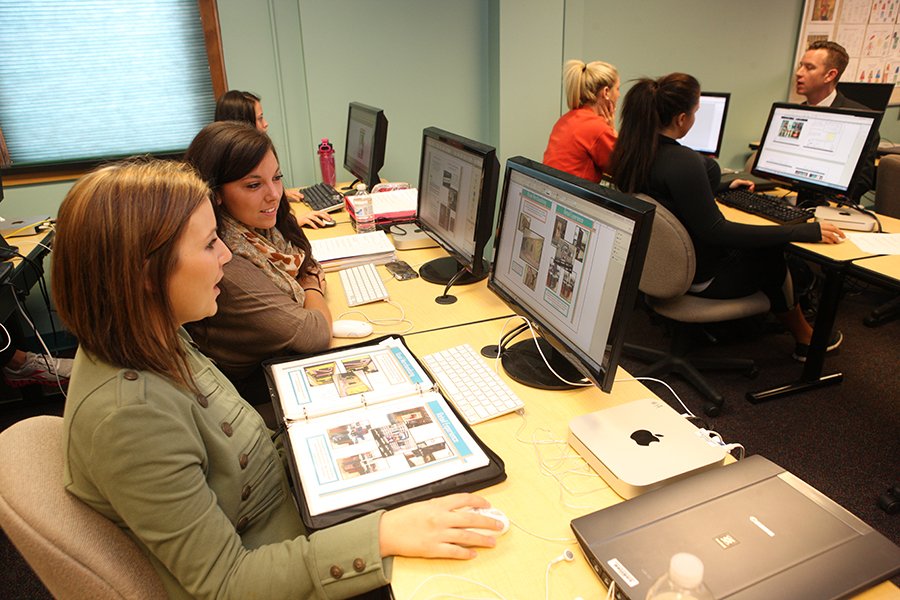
339 263 389 306
422 343 525 425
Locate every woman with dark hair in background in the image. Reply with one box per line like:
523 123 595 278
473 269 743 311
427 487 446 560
215 90 333 228
609 73 845 361
55 157 501 600
184 121 334 402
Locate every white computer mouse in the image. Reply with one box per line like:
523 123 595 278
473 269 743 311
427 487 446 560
332 319 374 339
460 506 510 536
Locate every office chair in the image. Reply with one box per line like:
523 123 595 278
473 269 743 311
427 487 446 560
864 154 900 327
623 194 770 417
0 415 166 600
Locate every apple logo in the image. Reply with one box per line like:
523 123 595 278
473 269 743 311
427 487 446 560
630 430 663 446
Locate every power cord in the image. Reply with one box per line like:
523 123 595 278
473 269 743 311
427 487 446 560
492 316 592 387
7 281 67 399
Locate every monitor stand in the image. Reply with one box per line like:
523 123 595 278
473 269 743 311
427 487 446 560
795 189 831 208
418 257 488 286
487 337 586 391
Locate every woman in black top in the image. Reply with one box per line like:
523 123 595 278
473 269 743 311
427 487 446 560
609 73 845 361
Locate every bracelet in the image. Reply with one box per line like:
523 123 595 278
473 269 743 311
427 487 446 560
303 287 324 296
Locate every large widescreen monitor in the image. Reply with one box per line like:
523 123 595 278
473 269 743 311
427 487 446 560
836 82 893 112
343 102 388 192
751 102 880 203
487 157 653 392
679 92 730 157
415 127 499 304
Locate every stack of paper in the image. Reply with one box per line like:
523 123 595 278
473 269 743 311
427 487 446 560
310 230 397 272
345 188 417 227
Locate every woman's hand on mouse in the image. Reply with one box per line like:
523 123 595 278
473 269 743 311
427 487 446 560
379 493 498 559
818 221 846 244
295 209 334 229
728 178 756 192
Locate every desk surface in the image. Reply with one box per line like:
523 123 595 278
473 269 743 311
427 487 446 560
392 319 658 599
852 254 900 284
299 211 514 343
390 317 900 599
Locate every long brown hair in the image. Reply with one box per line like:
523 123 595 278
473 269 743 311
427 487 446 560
183 121 315 273
53 158 210 390
609 73 700 193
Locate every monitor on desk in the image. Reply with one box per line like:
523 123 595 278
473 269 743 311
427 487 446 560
679 92 729 157
415 127 499 304
487 157 653 392
751 102 881 203
836 82 893 112
343 102 388 192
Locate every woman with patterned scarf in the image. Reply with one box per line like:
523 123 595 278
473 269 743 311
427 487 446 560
184 121 332 405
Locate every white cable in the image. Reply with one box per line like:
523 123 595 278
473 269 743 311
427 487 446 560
614 375 695 418
11 287 66 398
0 321 11 354
605 579 617 600
406 573 509 600
337 299 414 333
493 316 592 387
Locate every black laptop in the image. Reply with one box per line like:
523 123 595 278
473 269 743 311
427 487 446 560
572 455 900 600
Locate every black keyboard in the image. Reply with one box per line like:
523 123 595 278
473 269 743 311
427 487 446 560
300 182 344 212
717 189 813 225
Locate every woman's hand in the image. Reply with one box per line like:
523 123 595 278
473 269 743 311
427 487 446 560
728 178 756 192
285 188 304 203
818 221 846 244
379 493 502 559
295 210 334 229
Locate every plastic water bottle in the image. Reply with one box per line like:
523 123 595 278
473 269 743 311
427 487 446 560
353 183 375 234
317 138 336 186
645 553 714 600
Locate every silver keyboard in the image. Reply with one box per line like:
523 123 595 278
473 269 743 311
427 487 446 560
339 263 389 306
422 343 525 425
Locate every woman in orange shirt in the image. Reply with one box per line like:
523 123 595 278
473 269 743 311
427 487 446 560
543 59 619 182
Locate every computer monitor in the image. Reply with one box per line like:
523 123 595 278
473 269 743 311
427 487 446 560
487 157 653 392
751 102 881 204
415 127 500 304
836 82 893 112
679 92 730 157
0 172 18 258
343 102 388 192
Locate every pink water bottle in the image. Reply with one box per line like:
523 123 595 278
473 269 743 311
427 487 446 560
317 138 336 186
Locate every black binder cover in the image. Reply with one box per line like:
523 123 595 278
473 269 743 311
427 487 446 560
263 334 507 530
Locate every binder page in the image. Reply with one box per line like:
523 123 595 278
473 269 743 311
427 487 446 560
270 337 433 420
287 392 490 516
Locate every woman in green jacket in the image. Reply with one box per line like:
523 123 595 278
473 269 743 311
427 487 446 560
54 158 501 600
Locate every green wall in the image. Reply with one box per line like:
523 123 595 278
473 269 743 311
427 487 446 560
4 0 898 217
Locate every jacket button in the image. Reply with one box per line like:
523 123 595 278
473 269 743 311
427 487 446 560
352 558 366 572
221 422 233 437
241 485 251 500
236 516 249 532
123 370 138 381
239 453 249 469
329 565 344 579
196 394 208 408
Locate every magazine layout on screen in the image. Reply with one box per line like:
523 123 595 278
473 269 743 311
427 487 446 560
755 106 876 192
267 337 490 517
492 170 635 372
418 136 484 262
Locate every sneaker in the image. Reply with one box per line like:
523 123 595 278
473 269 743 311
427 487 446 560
792 330 843 363
3 352 73 387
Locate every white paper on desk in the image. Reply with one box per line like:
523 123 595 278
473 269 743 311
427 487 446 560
347 188 417 218
310 230 395 261
845 232 900 255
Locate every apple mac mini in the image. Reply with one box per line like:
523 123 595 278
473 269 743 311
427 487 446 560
568 398 726 499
